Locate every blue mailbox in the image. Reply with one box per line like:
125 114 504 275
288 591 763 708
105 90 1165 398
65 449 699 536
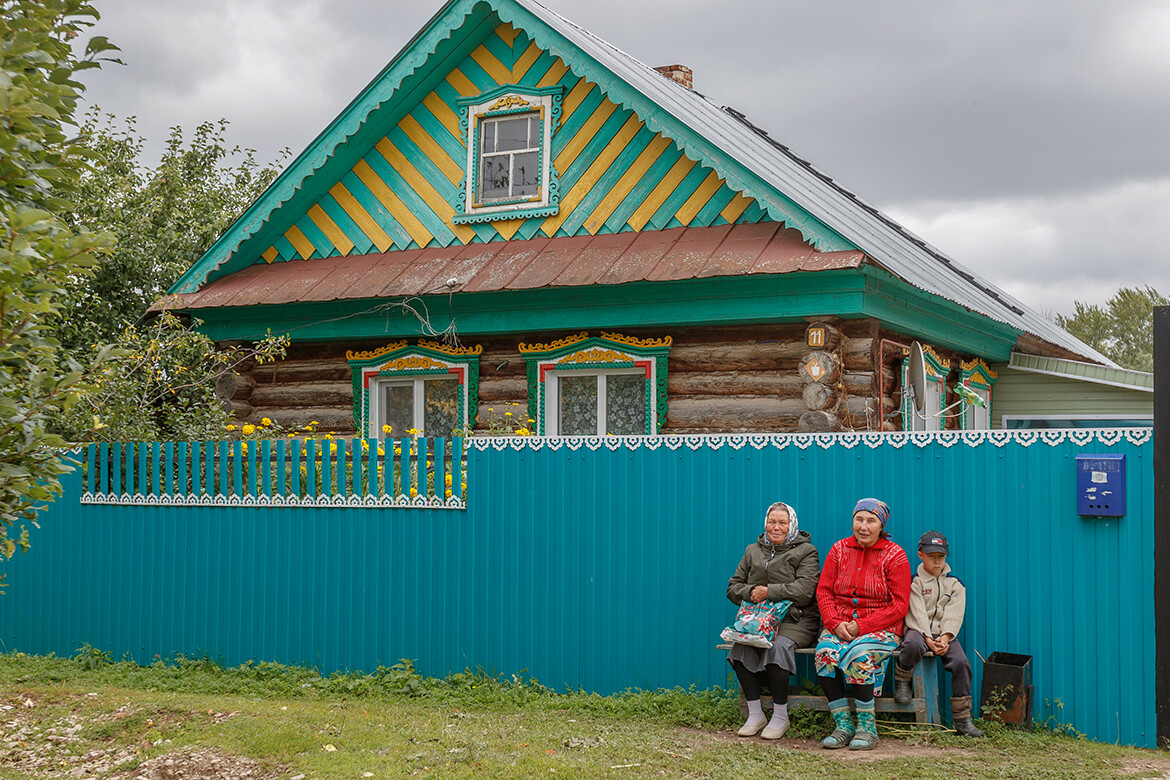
1075 454 1126 517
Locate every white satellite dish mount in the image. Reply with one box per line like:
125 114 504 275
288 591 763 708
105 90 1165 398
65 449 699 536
906 341 927 420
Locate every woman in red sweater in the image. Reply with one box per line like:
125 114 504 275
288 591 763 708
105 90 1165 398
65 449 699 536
814 498 911 751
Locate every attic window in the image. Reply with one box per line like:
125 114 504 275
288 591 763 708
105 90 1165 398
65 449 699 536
455 86 562 225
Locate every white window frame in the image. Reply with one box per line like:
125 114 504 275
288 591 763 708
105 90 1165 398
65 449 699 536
964 385 991 430
455 87 561 225
544 367 648 437
368 375 462 439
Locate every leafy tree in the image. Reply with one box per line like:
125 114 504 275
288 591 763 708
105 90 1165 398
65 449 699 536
1057 285 1168 372
57 111 287 353
0 0 117 590
53 311 287 443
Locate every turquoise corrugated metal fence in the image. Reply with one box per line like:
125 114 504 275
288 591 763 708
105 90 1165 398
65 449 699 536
0 429 1154 746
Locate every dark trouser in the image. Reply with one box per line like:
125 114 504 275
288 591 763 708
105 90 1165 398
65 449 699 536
731 660 791 705
897 629 972 698
819 670 874 703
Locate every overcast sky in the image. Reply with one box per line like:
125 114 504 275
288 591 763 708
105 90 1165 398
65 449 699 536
80 0 1170 318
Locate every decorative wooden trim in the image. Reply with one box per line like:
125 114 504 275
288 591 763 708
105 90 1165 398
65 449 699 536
347 341 481 434
520 331 671 435
346 341 409 361
518 332 590 354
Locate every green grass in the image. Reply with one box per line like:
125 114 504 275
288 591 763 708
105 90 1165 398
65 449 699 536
0 651 1165 779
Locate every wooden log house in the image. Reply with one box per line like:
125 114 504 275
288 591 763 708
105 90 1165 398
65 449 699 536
158 0 1112 438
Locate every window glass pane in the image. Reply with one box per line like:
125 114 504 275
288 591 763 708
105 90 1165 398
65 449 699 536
481 155 510 200
495 115 531 151
529 116 540 146
380 383 414 438
481 121 496 153
559 375 598 436
512 151 539 198
606 374 646 436
423 378 459 437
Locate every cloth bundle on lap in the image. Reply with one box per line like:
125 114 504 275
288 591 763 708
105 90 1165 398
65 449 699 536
721 600 792 648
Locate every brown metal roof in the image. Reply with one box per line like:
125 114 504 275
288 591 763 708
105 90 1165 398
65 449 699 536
156 224 866 311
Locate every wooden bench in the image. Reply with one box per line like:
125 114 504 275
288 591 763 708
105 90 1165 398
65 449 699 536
718 645 943 725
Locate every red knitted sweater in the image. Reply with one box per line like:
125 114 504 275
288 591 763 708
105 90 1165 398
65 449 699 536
816 535 912 636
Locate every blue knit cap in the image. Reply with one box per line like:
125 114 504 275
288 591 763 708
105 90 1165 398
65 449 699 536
853 498 890 527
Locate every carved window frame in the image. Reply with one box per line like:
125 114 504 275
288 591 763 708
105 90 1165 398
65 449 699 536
959 358 997 430
455 85 563 225
347 341 482 438
518 332 672 436
901 345 950 432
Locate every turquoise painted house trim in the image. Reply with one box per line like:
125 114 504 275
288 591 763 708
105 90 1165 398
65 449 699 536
168 0 850 294
186 266 1021 361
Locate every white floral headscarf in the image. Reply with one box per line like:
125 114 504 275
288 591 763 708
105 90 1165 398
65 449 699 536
764 501 800 547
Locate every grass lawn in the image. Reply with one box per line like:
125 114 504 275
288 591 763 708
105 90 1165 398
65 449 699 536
0 652 1165 779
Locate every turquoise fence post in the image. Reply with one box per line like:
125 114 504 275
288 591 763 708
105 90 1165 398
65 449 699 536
85 443 95 494
335 437 347 498
138 441 148 496
397 437 409 499
306 439 317 497
261 439 272 498
417 436 429 500
125 442 135 495
112 442 122 495
322 438 333 498
99 442 109 494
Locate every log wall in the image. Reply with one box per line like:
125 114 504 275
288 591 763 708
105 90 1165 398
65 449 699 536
218 319 920 435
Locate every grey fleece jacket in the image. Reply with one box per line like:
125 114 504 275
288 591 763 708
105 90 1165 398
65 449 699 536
726 530 821 647
905 561 967 639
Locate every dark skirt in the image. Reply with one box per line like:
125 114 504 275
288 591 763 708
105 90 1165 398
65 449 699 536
727 634 798 675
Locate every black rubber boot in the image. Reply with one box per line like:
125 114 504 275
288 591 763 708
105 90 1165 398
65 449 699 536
893 664 914 704
952 696 985 737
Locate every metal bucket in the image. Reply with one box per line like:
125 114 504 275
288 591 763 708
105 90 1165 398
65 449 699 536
980 651 1033 727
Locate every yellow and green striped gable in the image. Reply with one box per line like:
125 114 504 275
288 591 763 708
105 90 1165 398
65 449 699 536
170 0 851 295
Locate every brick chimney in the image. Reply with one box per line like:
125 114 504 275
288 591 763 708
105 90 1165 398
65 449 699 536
653 64 693 89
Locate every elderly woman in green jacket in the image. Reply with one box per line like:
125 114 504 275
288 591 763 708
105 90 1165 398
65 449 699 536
726 501 821 739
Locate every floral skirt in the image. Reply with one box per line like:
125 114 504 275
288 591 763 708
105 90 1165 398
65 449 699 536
814 629 900 695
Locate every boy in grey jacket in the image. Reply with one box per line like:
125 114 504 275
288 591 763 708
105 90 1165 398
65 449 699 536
893 531 984 737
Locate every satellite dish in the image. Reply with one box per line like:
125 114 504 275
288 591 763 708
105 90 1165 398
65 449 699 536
907 341 927 415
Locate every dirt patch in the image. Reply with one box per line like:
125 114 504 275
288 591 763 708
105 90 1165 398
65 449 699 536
0 692 267 780
112 748 280 780
1118 757 1170 779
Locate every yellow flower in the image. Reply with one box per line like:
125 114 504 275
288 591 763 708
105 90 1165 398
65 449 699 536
287 433 296 438
329 443 337 453
242 424 256 435
261 417 272 426
445 474 453 486
410 488 418 497
505 412 512 417
226 424 237 432
406 428 418 436
382 424 393 435
527 418 535 423
516 427 531 436
323 433 333 440
445 489 453 498
360 439 369 451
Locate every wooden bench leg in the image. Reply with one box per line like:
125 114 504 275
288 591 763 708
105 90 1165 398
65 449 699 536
912 655 942 726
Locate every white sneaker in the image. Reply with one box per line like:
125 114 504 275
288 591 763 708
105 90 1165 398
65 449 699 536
737 715 766 737
760 720 789 739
